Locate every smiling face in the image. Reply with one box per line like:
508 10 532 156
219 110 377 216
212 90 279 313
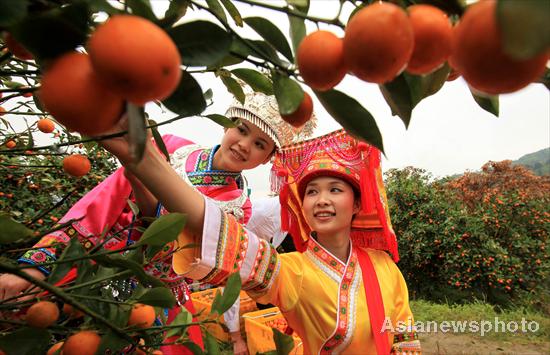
213 121 276 172
302 176 361 240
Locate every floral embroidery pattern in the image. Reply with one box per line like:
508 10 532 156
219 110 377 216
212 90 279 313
187 146 241 187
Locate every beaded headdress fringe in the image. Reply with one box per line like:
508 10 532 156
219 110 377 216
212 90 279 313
272 129 400 262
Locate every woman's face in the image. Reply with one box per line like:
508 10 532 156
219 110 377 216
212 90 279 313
302 176 360 238
215 121 276 172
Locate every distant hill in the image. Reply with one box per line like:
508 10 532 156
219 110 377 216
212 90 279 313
513 147 550 176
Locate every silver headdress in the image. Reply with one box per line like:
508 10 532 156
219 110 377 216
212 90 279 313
225 88 317 148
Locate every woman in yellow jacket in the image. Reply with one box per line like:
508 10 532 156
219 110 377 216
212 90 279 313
103 123 421 354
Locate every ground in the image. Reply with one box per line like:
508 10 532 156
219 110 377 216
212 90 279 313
419 333 550 355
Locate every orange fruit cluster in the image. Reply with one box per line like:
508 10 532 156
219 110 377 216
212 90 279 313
38 14 181 137
296 0 547 96
450 0 548 95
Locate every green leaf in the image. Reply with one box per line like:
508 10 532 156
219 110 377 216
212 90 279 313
180 341 205 355
136 213 187 247
273 328 295 355
0 214 33 243
497 0 550 59
97 330 130 355
204 332 221 355
137 287 177 308
244 17 294 61
287 0 309 10
231 68 274 95
220 0 243 26
162 71 207 116
206 0 227 23
166 306 193 338
0 327 50 354
379 74 417 128
127 0 157 21
221 75 245 104
204 89 214 101
48 238 86 284
87 0 122 15
169 21 232 67
416 63 452 99
315 89 385 154
210 272 242 315
127 103 147 163
288 15 306 55
150 121 170 161
93 254 165 288
206 114 238 128
9 2 90 60
272 72 303 115
472 91 499 117
0 0 28 27
160 0 189 28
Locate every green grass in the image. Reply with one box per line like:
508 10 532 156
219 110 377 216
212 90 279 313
410 299 550 343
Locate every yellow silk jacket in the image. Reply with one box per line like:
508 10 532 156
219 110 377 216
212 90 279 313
174 198 421 354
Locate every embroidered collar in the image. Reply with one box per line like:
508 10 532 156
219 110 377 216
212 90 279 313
187 145 243 187
305 237 349 282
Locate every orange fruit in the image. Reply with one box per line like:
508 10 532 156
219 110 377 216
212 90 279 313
297 31 347 91
406 4 453 75
62 154 91 177
3 32 33 60
63 331 101 355
343 2 414 83
37 118 55 133
63 303 84 319
127 303 156 329
281 92 313 128
46 342 64 355
39 51 124 136
5 140 16 149
26 301 60 328
450 0 549 95
88 15 182 105
0 106 6 115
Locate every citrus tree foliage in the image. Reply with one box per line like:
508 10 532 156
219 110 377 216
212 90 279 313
385 165 549 307
0 132 117 241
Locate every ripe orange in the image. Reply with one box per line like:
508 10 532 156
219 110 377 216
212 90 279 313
406 4 453 75
63 331 101 355
63 154 91 177
127 303 156 329
3 32 33 60
0 106 6 115
26 301 60 328
450 0 549 95
281 92 313 128
297 31 347 91
39 51 124 136
46 342 64 355
5 140 16 149
343 2 414 83
88 15 182 105
63 303 84 319
37 118 55 133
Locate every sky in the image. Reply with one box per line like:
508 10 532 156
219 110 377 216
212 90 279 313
142 1 549 197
